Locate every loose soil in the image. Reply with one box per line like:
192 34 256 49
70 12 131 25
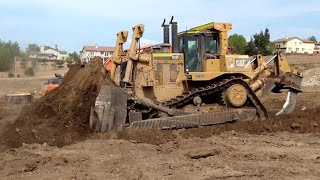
0 57 115 149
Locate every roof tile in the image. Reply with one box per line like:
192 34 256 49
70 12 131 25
82 46 115 52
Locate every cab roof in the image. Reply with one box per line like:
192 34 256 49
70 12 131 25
178 22 232 36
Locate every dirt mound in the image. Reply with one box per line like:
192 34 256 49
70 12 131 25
1 57 113 149
179 107 320 138
108 107 320 145
109 91 320 145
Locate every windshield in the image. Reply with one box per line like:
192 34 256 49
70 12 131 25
204 35 219 54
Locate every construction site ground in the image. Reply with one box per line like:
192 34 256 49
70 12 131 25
0 55 320 179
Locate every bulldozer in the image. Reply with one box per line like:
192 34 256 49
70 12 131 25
40 74 64 96
90 17 303 132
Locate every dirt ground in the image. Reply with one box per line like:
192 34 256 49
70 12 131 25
0 68 68 97
0 55 319 179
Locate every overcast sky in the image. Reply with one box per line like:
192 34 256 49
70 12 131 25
0 0 319 52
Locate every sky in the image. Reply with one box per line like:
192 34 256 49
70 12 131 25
0 0 319 53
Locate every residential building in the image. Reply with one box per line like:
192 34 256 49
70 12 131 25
314 43 320 54
80 45 115 62
29 53 57 60
29 46 69 60
274 37 315 54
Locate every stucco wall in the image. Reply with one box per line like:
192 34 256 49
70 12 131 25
275 38 315 54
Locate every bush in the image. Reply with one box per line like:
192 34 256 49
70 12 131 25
66 57 74 64
56 60 65 65
40 59 48 63
24 67 35 76
57 65 64 68
17 74 20 78
8 72 14 78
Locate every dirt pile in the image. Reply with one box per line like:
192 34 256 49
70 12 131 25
179 107 320 138
1 57 113 149
107 92 320 145
111 107 320 145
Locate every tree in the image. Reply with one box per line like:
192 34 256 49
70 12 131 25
68 51 80 61
248 28 273 56
228 34 247 54
245 37 258 56
267 42 276 54
26 44 40 53
10 42 21 57
308 36 317 43
55 44 58 50
0 47 12 71
0 40 22 71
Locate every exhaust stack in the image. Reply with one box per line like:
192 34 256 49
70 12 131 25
170 16 178 53
162 19 170 44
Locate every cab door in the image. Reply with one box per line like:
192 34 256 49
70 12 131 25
183 35 203 72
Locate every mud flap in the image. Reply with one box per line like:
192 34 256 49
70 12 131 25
90 85 127 132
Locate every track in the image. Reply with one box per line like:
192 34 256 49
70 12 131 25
130 77 268 130
161 76 268 119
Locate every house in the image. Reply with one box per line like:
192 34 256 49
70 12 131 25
29 46 69 60
80 45 115 62
314 43 320 54
29 53 57 60
274 37 315 54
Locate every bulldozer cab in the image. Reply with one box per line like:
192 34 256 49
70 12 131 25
179 32 219 72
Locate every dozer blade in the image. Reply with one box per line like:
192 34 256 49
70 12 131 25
276 90 298 115
275 72 302 116
260 79 276 97
90 85 127 132
129 109 256 130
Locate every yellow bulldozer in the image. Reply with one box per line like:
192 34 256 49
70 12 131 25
90 17 303 132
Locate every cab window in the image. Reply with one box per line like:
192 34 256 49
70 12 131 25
204 35 218 54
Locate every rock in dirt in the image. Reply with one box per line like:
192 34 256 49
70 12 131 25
310 122 318 127
290 123 302 130
186 148 222 159
24 162 37 172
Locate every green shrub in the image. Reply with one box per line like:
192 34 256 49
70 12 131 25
24 67 35 76
57 65 64 68
66 57 74 64
56 60 65 65
8 72 14 78
17 74 20 78
40 59 48 63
